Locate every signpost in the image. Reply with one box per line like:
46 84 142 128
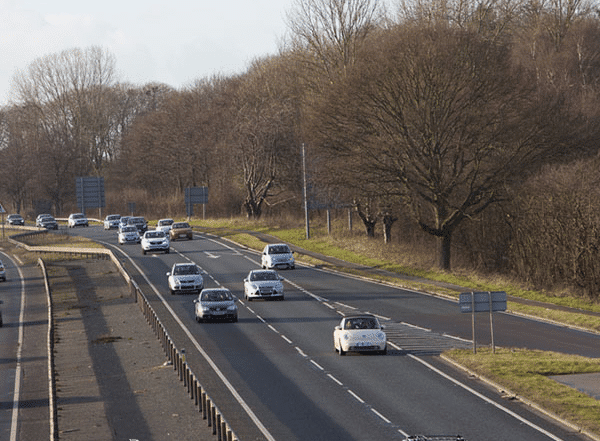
185 187 208 219
0 203 5 240
76 177 105 216
459 291 507 354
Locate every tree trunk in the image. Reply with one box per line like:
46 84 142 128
439 233 452 271
382 213 398 244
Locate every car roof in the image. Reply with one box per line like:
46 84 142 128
342 314 378 320
200 288 230 293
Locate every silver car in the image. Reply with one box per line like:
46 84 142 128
103 214 121 230
261 243 295 270
141 230 170 254
167 263 203 295
244 269 284 301
118 225 140 244
194 288 238 322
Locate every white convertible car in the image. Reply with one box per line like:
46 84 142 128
333 315 387 355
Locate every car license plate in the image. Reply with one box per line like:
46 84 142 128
179 234 186 238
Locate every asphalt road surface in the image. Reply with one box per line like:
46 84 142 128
57 223 600 441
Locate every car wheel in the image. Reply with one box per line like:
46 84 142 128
165 248 170 254
231 316 238 323
380 346 387 355
142 249 147 255
338 340 345 356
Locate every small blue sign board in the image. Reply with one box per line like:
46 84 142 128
459 291 507 313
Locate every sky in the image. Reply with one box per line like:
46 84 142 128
0 0 294 104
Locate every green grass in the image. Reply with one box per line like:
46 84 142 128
445 348 600 435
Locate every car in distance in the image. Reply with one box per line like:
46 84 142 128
0 260 6 281
243 269 284 301
194 288 238 322
119 216 131 229
261 243 295 270
333 314 387 356
37 215 58 230
167 263 204 295
169 221 193 241
156 218 174 234
118 225 141 245
68 213 89 228
128 216 148 234
141 230 170 254
7 214 24 226
103 214 121 230
36 214 52 227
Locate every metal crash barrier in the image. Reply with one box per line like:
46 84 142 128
12 229 238 441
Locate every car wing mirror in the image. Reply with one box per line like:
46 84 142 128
335 325 341 330
166 272 171 276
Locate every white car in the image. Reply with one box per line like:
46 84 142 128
68 213 89 228
194 288 238 322
333 315 387 356
118 225 141 244
103 214 121 230
156 218 174 234
167 263 204 295
0 260 6 281
261 243 295 270
141 230 170 254
243 269 284 301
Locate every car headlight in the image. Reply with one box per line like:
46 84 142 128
227 304 237 311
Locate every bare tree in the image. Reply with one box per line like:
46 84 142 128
11 46 118 176
316 24 583 270
231 57 300 219
286 0 383 82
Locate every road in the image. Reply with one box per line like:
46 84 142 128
60 223 597 441
0 251 50 441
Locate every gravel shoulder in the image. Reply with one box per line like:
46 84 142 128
49 258 214 440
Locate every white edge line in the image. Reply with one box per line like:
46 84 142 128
3 254 26 441
409 354 564 441
107 243 277 441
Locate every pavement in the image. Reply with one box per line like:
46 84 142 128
48 258 215 441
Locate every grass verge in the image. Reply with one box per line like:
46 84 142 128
444 348 600 436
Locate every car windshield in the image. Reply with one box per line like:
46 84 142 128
108 215 120 220
73 214 84 219
201 290 232 302
159 219 174 226
173 223 190 229
344 317 378 330
121 226 136 232
173 265 199 275
146 232 164 238
269 245 290 254
250 271 278 281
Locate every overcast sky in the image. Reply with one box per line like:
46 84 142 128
0 0 294 104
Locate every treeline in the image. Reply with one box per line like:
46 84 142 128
2 0 600 299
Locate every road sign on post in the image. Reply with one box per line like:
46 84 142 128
184 187 208 219
76 177 105 215
459 291 507 354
